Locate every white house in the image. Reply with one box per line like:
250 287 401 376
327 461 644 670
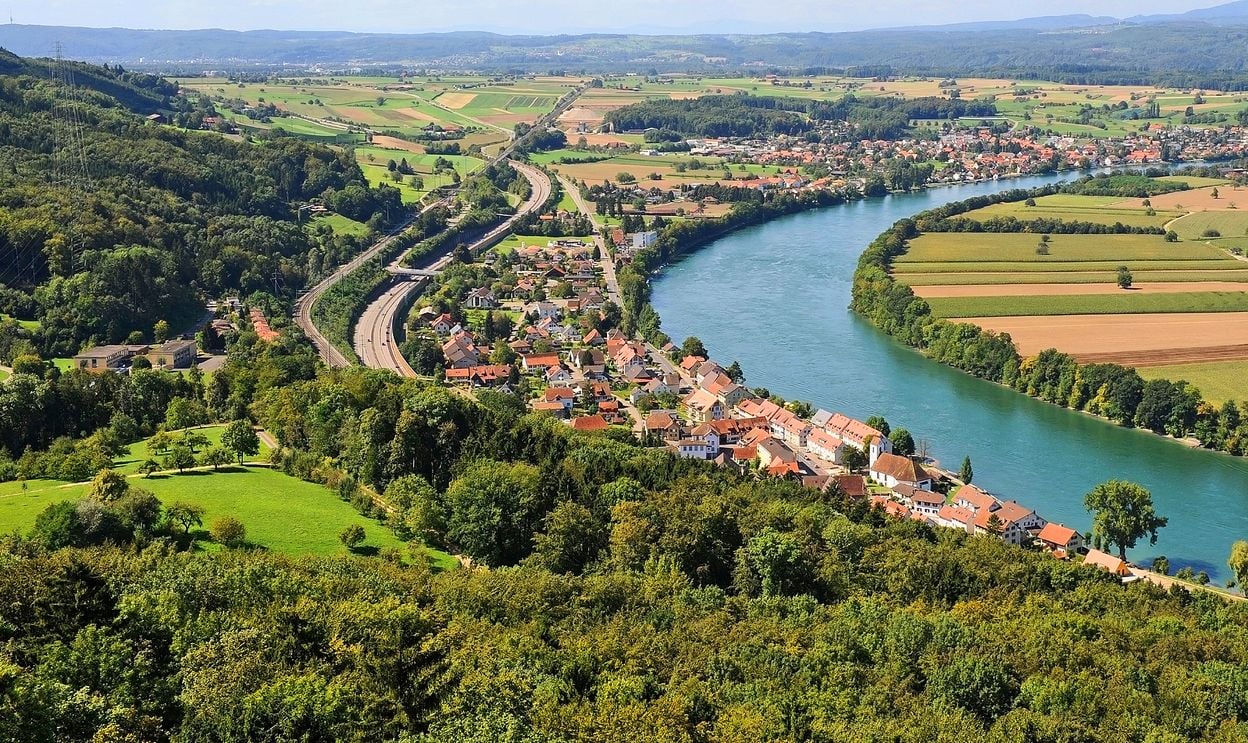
868 453 933 491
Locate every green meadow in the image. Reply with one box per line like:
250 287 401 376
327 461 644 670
928 291 1248 318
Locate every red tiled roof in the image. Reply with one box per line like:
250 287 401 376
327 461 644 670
571 414 610 431
1037 522 1078 547
870 453 931 484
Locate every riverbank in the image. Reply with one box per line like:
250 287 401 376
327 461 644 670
649 172 1248 581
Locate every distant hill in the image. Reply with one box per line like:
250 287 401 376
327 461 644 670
5 2 1248 81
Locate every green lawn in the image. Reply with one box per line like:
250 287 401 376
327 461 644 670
960 195 1181 229
0 467 413 556
115 424 271 475
896 233 1222 264
314 213 372 238
1138 361 1248 405
929 291 1248 318
0 368 7 382
897 269 1248 285
0 313 39 331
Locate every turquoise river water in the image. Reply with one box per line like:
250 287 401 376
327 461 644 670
650 173 1248 580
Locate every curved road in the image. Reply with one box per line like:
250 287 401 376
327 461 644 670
294 197 451 368
355 160 552 375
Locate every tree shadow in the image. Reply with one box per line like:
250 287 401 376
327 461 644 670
349 545 380 557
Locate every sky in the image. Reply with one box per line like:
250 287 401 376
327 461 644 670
12 0 1226 34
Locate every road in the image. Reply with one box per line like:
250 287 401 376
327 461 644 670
294 197 450 368
558 175 620 306
354 160 552 375
299 84 582 371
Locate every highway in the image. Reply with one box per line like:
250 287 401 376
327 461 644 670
293 196 451 368
354 160 553 375
300 83 582 375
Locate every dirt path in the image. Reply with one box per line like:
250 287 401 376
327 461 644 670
1129 567 1245 602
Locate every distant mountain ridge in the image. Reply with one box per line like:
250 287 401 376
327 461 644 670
4 1 1248 78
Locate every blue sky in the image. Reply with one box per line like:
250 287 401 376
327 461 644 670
15 0 1224 34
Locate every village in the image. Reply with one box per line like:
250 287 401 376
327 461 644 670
413 228 1136 576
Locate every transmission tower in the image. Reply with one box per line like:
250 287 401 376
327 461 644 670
47 42 92 275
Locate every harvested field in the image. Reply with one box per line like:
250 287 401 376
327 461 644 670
893 259 1248 274
558 106 603 123
437 92 477 109
369 135 425 153
961 312 1248 364
1143 184 1248 212
914 281 1248 298
959 195 1179 228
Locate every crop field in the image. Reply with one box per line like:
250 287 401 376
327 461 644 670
966 312 1248 365
896 233 1223 264
958 194 1181 228
1169 211 1248 241
898 269 1248 285
1138 360 1248 404
354 146 483 203
929 291 1248 319
914 281 1248 298
893 259 1248 274
1145 184 1248 212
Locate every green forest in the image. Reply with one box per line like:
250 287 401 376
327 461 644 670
0 51 400 357
5 328 1248 740
603 94 997 140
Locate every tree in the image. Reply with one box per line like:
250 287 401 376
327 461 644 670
166 444 195 473
1164 230 1179 242
1212 187 1220 199
725 360 744 383
340 524 366 550
529 501 606 574
165 397 205 431
166 500 205 535
959 455 974 485
154 319 171 343
147 430 173 456
889 428 916 457
201 446 232 471
1084 480 1168 560
211 516 247 548
681 336 707 359
182 430 209 454
222 419 260 464
841 446 868 472
11 354 44 376
138 459 162 478
90 469 130 503
1229 541 1248 591
865 416 891 437
1152 555 1170 576
1116 265 1133 290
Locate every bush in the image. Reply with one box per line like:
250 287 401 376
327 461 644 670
211 516 247 548
1202 229 1222 238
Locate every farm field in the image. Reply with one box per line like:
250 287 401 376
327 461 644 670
914 281 1248 298
899 269 1248 285
1145 184 1248 212
895 232 1223 264
931 291 1248 318
893 259 1248 274
962 312 1248 364
958 194 1181 228
1138 360 1248 405
1170 211 1248 242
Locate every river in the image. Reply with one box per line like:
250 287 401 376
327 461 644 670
650 173 1248 581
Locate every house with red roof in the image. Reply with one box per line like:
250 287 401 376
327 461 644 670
868 453 933 491
571 414 610 432
1036 523 1084 557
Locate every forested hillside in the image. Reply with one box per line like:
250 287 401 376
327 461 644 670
0 50 400 356
604 94 997 140
4 340 1248 740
